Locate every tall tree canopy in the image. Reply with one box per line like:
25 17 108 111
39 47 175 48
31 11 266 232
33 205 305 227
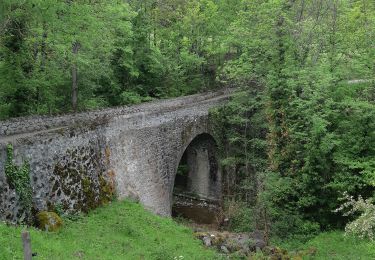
216 0 375 239
0 0 238 118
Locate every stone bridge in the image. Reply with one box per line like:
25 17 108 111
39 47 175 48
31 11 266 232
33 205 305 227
0 89 233 223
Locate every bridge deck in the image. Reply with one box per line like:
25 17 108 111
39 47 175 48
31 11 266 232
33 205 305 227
0 88 235 143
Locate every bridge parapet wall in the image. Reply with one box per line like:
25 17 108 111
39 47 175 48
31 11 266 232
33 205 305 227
0 89 230 137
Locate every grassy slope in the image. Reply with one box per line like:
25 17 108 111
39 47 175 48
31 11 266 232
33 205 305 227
0 200 218 260
302 232 375 260
279 231 375 260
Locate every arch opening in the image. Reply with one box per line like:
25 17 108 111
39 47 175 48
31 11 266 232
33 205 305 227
172 133 221 224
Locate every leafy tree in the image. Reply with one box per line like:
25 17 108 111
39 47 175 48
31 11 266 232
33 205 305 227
218 0 375 240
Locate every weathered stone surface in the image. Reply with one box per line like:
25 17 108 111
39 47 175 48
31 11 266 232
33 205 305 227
249 230 267 251
220 245 229 254
203 236 212 247
0 89 234 222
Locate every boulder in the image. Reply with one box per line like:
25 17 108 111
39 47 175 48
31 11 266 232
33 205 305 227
249 230 267 250
36 211 63 232
220 245 229 254
203 236 212 247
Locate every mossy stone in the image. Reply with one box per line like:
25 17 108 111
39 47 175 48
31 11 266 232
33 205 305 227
36 211 63 232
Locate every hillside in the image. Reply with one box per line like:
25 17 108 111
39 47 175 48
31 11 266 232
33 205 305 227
0 200 218 260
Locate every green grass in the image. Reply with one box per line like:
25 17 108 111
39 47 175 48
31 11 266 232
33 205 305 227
280 231 375 260
0 200 219 260
302 231 375 260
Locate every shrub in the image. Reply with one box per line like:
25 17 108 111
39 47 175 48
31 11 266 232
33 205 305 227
335 192 375 240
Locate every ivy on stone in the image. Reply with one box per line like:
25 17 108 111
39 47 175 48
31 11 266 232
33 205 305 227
5 144 33 216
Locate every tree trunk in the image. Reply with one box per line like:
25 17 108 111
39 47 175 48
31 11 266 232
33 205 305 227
71 41 80 112
40 24 47 71
38 23 48 110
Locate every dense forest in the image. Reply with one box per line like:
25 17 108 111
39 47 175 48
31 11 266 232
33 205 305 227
0 0 237 117
1 0 375 253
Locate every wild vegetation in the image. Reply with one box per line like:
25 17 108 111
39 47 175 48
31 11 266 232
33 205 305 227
0 0 236 118
212 0 375 245
1 0 375 258
4 144 32 223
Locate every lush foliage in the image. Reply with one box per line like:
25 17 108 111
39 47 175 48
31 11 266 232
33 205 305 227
0 200 219 259
210 88 269 234
0 0 238 118
335 192 375 240
213 0 375 241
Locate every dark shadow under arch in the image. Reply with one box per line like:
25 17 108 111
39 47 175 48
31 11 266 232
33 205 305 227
172 133 221 224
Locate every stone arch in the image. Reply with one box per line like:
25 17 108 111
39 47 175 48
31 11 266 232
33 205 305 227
171 133 221 223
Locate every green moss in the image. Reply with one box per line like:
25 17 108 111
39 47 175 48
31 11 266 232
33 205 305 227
36 211 63 232
52 147 115 214
99 176 109 204
81 177 96 212
81 177 91 193
181 123 194 144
